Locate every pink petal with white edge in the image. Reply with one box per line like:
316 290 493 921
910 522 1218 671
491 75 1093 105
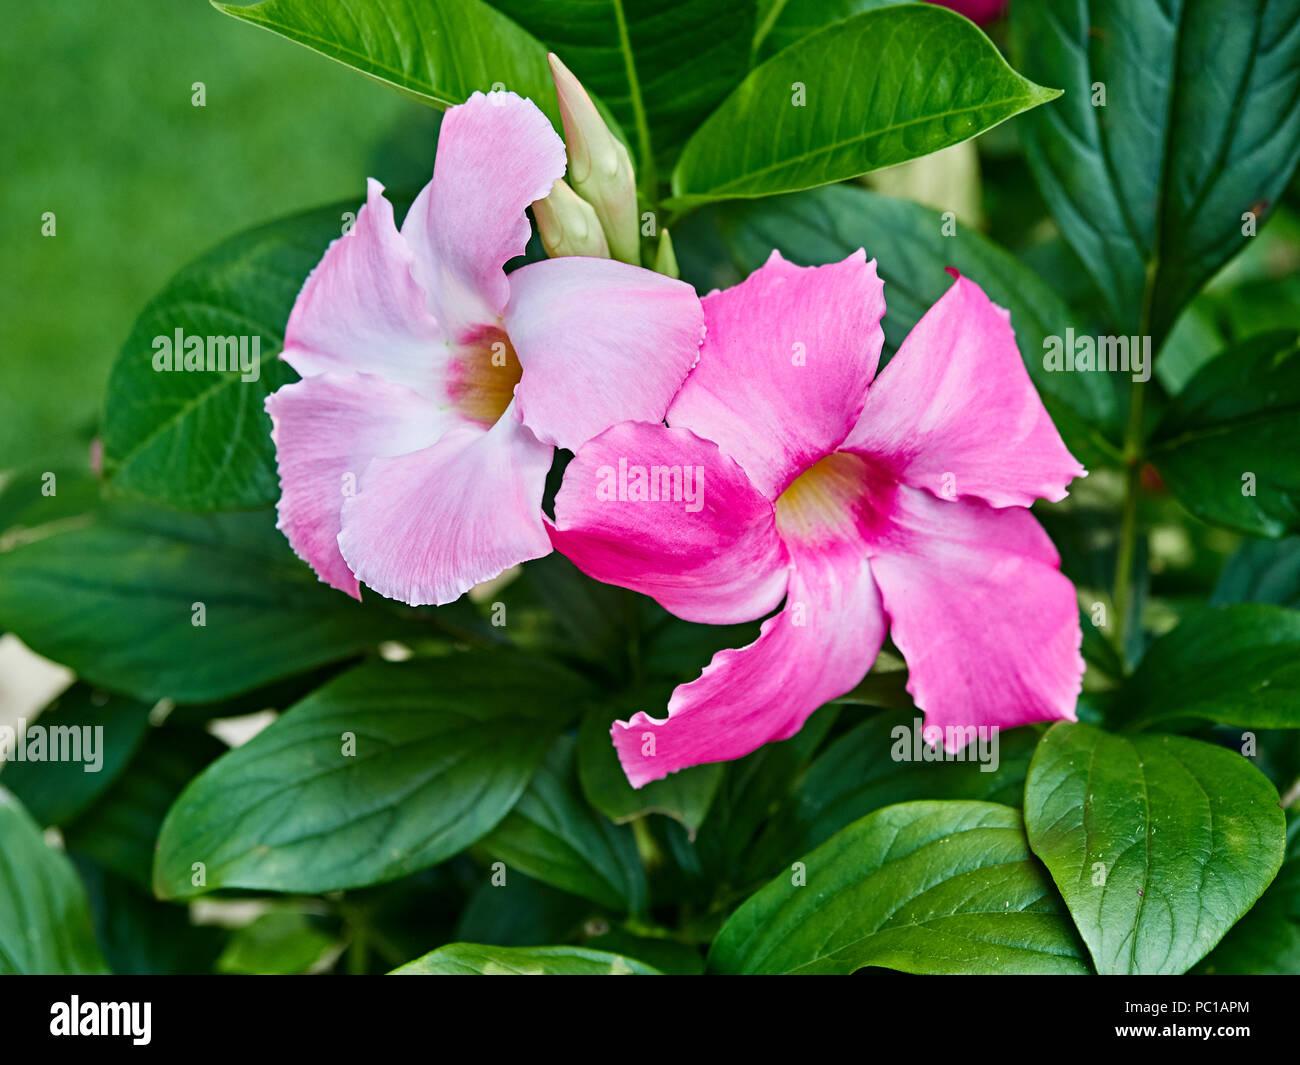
265 372 443 599
869 484 1083 748
612 539 885 788
845 272 1085 508
281 179 449 401
337 401 553 606
549 421 789 625
667 250 886 500
505 257 704 449
401 92 566 340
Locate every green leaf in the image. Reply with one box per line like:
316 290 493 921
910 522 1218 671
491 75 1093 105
0 502 413 702
0 683 153 826
1122 605 1300 731
64 725 227 891
216 912 335 975
215 0 562 122
1213 536 1300 610
753 0 901 62
1197 820 1300 974
691 705 839 892
102 202 349 509
702 183 1123 465
483 736 648 913
749 712 1040 879
153 654 585 898
489 0 756 168
709 800 1089 974
577 692 722 835
454 870 596 947
1150 331 1300 537
72 856 226 976
1010 0 1300 341
391 942 659 974
668 4 1059 209
0 787 108 974
1023 722 1286 974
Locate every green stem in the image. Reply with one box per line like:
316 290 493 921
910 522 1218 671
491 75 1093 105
1112 378 1146 661
611 0 657 205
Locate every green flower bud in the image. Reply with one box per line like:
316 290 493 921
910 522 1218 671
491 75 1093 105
534 179 610 259
548 52 641 266
653 228 679 279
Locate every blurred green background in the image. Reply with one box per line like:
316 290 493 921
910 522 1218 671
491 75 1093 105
1 0 437 470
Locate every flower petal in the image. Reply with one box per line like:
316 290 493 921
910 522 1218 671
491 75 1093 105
549 421 788 624
504 257 704 449
612 540 885 787
266 372 442 599
844 273 1085 507
869 484 1083 746
337 401 552 606
667 250 886 500
281 179 447 399
401 92 566 340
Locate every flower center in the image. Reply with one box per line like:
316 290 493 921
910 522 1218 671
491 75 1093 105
447 325 523 427
774 451 894 547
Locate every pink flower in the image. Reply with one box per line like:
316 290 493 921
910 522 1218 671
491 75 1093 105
265 92 703 605
550 253 1086 787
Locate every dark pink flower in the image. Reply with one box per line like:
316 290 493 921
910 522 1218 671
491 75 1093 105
551 252 1085 787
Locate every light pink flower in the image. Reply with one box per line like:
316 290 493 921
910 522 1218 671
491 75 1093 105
265 92 703 605
550 252 1086 787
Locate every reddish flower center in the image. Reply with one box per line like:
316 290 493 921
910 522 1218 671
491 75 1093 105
447 325 523 427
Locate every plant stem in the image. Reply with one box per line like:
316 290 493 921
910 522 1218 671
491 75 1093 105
611 0 656 204
1112 378 1146 663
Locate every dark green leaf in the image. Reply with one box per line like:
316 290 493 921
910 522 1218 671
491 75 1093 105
454 869 597 947
1151 331 1300 536
490 0 755 168
0 683 152 826
749 711 1039 879
1122 605 1300 731
102 203 348 509
577 691 722 835
1024 722 1286 974
1010 0 1300 341
64 725 227 891
0 787 108 974
72 856 226 976
0 502 414 702
1213 535 1300 609
669 4 1058 208
483 736 648 913
710 800 1089 974
752 0 901 62
153 654 584 897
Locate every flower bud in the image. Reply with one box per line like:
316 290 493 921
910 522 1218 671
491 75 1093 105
548 52 641 266
534 179 610 259
653 228 679 279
